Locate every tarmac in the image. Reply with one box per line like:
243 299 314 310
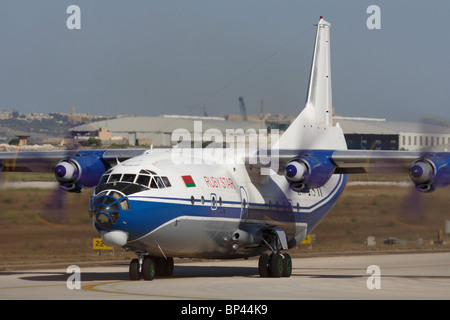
1 251 450 300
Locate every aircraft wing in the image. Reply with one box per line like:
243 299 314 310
330 150 423 174
253 149 421 173
0 149 147 172
251 148 450 192
0 148 148 192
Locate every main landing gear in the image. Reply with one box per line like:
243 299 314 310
257 231 292 277
258 252 292 278
129 254 174 281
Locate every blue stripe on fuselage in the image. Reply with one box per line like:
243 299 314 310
111 197 242 241
94 174 348 243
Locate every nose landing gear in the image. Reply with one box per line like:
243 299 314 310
129 253 174 281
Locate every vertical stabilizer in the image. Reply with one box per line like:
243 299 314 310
305 17 332 126
275 17 347 151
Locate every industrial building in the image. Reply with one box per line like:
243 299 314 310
69 114 450 151
335 116 450 151
69 115 267 147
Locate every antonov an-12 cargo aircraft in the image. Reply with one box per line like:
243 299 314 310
1 17 449 280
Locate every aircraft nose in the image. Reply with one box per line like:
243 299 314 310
89 191 130 227
101 230 128 247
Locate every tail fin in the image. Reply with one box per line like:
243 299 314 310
305 17 332 126
275 17 347 150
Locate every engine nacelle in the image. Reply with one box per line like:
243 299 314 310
55 155 106 192
409 155 450 193
284 152 335 192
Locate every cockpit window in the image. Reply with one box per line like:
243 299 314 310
109 174 122 183
99 174 109 185
139 169 157 175
155 176 164 188
136 174 150 187
96 170 172 195
149 178 158 189
120 199 130 210
162 176 171 187
122 174 136 183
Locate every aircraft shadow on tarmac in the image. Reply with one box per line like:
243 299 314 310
5 265 259 282
14 271 130 282
5 265 376 282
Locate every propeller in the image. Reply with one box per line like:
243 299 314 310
35 186 69 228
36 140 85 227
0 140 83 228
394 115 450 228
395 187 426 228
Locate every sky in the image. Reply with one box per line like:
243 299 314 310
0 1 449 122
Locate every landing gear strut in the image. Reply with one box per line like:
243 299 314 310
258 253 292 278
129 253 174 281
258 230 292 278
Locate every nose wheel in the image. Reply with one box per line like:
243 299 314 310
129 254 174 280
258 253 292 278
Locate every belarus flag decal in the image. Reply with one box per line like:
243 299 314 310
182 175 196 187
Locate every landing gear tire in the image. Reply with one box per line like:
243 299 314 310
269 254 283 278
258 253 292 278
142 257 156 281
258 254 270 277
155 257 174 277
155 257 165 277
282 253 292 277
129 258 141 280
129 256 174 280
163 257 174 277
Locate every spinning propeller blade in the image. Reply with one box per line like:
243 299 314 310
36 187 68 228
395 115 450 228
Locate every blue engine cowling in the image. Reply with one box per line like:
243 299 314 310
54 154 107 192
409 154 450 193
284 151 335 192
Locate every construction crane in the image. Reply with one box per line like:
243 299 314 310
238 96 248 121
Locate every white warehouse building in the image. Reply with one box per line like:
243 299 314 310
335 117 450 151
69 115 268 147
70 114 450 151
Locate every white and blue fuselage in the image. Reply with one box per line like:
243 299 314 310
89 149 347 259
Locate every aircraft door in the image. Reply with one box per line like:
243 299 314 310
239 186 249 223
210 193 217 211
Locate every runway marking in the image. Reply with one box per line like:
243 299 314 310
82 280 219 300
0 284 66 290
401 276 450 280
